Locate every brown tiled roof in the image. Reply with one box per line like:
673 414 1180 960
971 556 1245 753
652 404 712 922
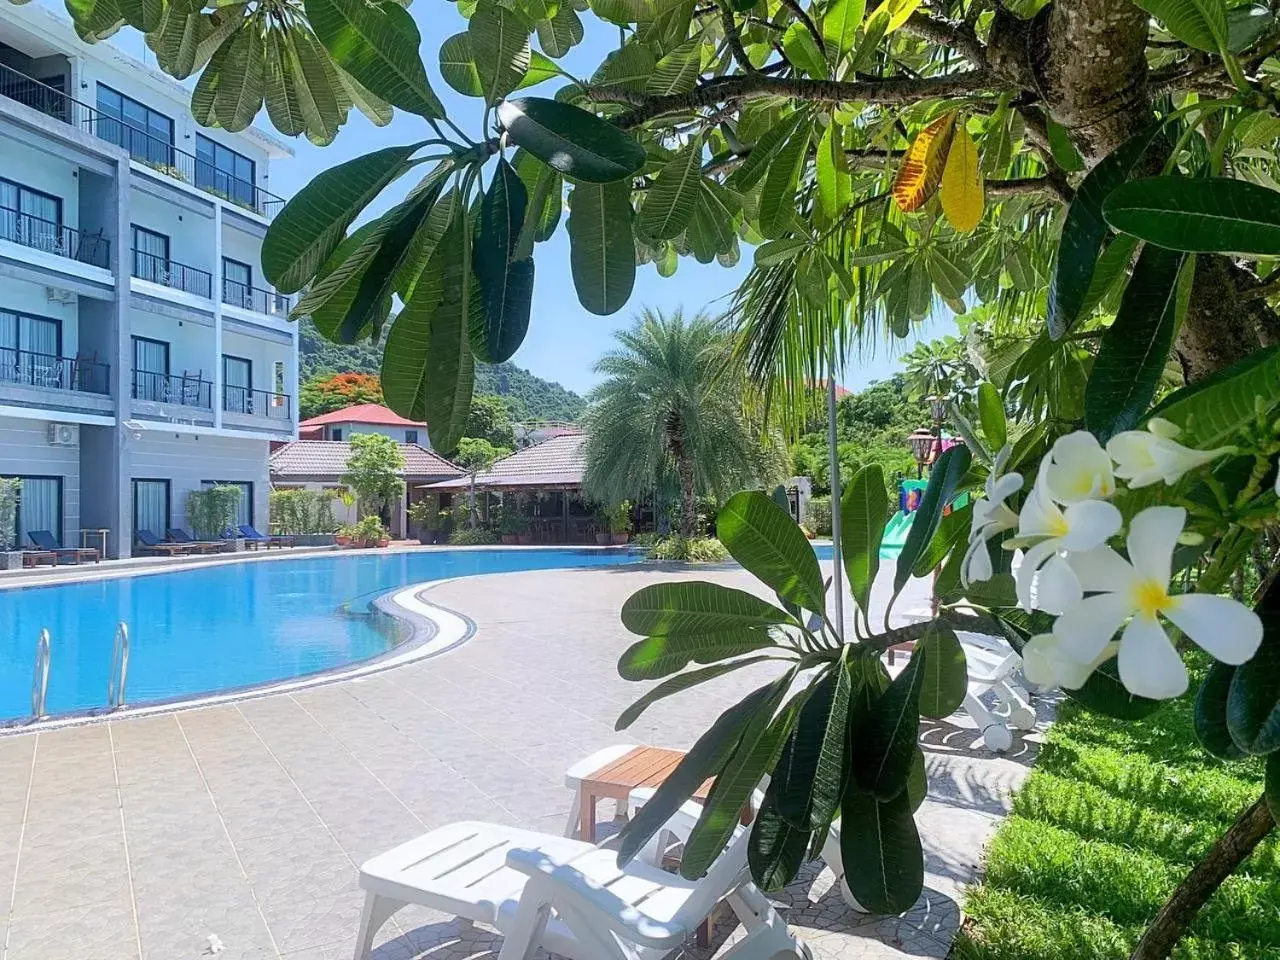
425 434 585 490
270 440 462 481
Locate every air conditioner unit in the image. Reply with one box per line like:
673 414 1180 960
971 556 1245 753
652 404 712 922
47 423 79 446
45 287 76 306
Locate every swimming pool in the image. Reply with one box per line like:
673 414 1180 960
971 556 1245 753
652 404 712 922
0 548 641 722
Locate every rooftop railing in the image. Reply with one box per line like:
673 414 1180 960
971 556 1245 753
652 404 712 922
132 249 213 299
0 347 110 395
0 62 285 220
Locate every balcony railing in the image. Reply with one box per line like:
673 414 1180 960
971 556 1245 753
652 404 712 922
221 278 289 317
131 370 212 409
223 385 291 421
0 205 111 268
0 62 285 220
132 249 213 299
0 347 110 395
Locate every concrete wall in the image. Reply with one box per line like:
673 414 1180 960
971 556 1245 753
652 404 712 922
125 432 269 535
325 424 423 443
221 223 266 286
78 422 123 555
128 309 214 383
221 329 291 395
0 414 80 544
0 129 81 230
127 188 216 277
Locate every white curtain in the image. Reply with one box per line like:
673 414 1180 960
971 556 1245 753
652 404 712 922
133 480 169 537
17 478 60 545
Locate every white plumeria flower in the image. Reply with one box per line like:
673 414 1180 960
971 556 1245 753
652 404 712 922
1107 418 1233 488
1014 459 1122 611
961 444 1023 587
1022 632 1119 690
1042 430 1116 504
1052 506 1264 700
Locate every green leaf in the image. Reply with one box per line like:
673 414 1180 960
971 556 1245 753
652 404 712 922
213 25 265 132
536 2 583 58
1227 583 1280 755
782 22 827 77
682 669 799 878
264 29 307 136
759 126 808 239
439 31 482 96
616 655 783 730
513 150 563 246
1136 0 1228 52
817 123 851 219
568 180 635 315
591 43 656 90
1065 658 1166 720
497 97 646 183
67 0 125 42
1267 752 1280 821
637 138 704 240
286 26 344 145
423 212 477 451
748 787 813 892
1146 344 1280 448
718 491 826 614
1194 662 1246 761
147 2 214 80
916 622 967 719
339 63 394 126
1103 176 1280 256
394 187 463 301
1045 119 1084 173
117 0 163 32
263 142 424 293
847 7 889 74
469 0 532 105
842 463 888 619
516 50 561 90
910 501 970 579
1084 244 1184 443
839 788 924 914
621 581 794 635
977 382 1007 451
754 238 809 267
646 39 701 95
305 0 444 118
471 158 533 363
616 681 776 866
852 651 924 799
895 445 972 595
381 244 448 422
727 111 804 191
823 0 866 53
1048 124 1163 340
618 631 778 680
776 654 852 830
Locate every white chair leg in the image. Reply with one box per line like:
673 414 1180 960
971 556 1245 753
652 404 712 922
994 679 1037 731
963 692 1013 752
563 787 583 838
496 892 553 960
718 895 808 960
352 893 405 960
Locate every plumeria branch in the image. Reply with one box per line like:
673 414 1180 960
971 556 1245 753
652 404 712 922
902 11 989 69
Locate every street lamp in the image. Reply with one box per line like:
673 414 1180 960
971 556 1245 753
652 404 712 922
908 428 936 477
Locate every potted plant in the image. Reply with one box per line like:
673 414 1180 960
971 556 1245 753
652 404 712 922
610 500 634 545
407 499 439 544
353 515 387 548
0 478 21 569
593 506 612 545
500 512 529 545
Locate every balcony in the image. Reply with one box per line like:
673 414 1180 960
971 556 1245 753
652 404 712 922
222 384 292 422
0 347 110 394
132 249 213 299
131 370 212 410
0 205 110 269
221 278 289 317
0 62 285 220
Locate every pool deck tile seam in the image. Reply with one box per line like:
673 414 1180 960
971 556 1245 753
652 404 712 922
106 725 144 960
0 736 36 960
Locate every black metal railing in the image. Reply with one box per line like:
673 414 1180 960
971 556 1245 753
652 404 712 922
132 249 213 299
131 370 212 409
222 385 291 420
221 278 289 316
0 205 111 268
0 347 110 395
0 62 285 220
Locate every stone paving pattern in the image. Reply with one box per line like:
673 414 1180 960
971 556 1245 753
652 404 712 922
0 562 1046 959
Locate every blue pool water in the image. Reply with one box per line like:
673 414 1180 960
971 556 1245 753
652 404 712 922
0 549 641 721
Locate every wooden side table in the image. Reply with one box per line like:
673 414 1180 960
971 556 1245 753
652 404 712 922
82 528 109 558
576 746 713 843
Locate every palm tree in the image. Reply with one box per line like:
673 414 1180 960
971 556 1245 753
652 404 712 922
583 308 777 538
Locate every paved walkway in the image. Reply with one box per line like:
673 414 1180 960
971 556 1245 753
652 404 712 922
0 563 1045 960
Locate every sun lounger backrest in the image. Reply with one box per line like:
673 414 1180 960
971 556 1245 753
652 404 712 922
27 530 58 550
136 530 162 546
666 821 752 929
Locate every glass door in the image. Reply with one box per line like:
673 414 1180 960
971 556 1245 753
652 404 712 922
131 225 169 284
132 479 170 540
132 336 169 401
12 477 62 546
222 355 252 414
222 258 252 309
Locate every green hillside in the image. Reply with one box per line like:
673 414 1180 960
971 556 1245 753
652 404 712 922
298 319 586 422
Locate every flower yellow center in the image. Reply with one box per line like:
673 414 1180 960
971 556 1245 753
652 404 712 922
1049 514 1070 537
1132 579 1173 619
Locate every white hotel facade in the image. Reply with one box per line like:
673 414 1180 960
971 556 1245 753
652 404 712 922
0 4 298 557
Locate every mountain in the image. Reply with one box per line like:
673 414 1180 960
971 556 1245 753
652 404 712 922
298 318 586 423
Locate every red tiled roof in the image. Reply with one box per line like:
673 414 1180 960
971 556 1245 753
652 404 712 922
426 434 585 490
298 404 427 428
269 441 462 481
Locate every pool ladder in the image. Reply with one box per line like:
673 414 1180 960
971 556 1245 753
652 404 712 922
108 621 129 710
30 629 50 719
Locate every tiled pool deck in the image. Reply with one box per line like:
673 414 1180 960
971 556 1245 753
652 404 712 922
0 562 1045 960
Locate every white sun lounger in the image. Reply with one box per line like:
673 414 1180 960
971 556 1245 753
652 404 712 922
354 807 810 960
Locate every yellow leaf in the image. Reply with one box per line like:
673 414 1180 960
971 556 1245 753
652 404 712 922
892 112 955 213
867 0 924 34
941 124 984 232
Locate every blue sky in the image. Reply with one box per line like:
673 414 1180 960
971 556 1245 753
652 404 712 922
104 5 957 397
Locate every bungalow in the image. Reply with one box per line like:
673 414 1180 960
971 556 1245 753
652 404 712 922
297 403 431 445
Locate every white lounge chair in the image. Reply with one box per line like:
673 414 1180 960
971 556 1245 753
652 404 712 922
353 805 810 960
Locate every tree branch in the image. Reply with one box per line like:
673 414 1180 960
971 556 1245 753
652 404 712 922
902 11 989 69
599 70 1007 127
779 0 825 57
717 1 758 75
987 176 1070 200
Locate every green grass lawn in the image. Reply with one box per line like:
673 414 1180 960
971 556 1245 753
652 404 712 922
952 676 1279 960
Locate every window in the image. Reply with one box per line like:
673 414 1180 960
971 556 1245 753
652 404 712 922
131 225 169 284
132 479 170 539
330 427 343 440
1 310 61 389
222 257 252 308
4 476 62 546
201 480 252 528
222 355 252 414
405 429 419 445
96 86 173 167
132 336 169 401
0 178 62 252
195 135 256 209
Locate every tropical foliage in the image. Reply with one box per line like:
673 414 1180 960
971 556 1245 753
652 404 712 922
299 371 385 419
0 478 20 551
269 488 339 535
581 308 781 536
341 432 404 516
647 535 730 562
185 484 243 538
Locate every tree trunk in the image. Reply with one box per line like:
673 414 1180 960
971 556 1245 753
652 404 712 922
678 455 696 539
1129 796 1274 960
